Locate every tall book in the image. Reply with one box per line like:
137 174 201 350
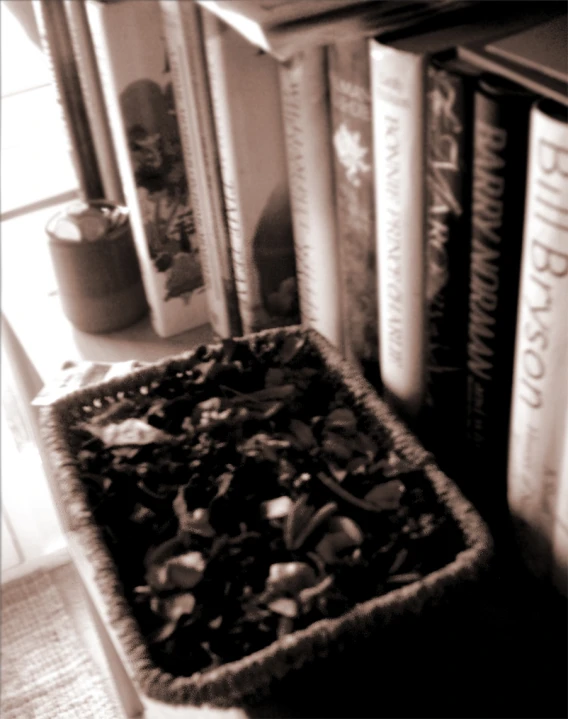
507 99 568 592
465 74 536 526
369 5 551 424
33 0 104 201
203 14 300 334
370 35 427 422
160 0 242 339
328 37 378 376
422 52 480 477
86 0 209 338
62 0 123 204
278 47 343 349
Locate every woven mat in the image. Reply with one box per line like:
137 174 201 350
1 568 123 719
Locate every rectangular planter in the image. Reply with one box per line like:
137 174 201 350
41 326 492 710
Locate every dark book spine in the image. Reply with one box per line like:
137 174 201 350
422 55 479 477
466 73 535 522
328 38 380 387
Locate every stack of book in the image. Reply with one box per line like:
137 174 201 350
40 0 567 594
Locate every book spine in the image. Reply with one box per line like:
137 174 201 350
33 0 104 201
86 0 209 338
466 75 536 521
422 55 478 476
62 0 123 204
278 47 343 350
160 1 242 339
203 14 300 334
328 38 379 379
507 100 568 586
370 39 426 420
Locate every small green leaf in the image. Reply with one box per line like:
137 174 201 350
166 551 206 590
267 562 317 595
284 494 312 550
298 575 334 605
328 516 364 545
196 396 223 413
289 419 316 449
193 359 216 382
174 495 216 537
146 563 172 591
148 620 178 645
268 597 298 618
322 432 353 461
346 456 368 475
84 418 173 447
315 522 363 564
152 593 196 622
325 408 357 433
290 502 338 551
388 548 408 575
262 496 293 519
364 480 405 511
208 615 223 630
351 432 379 459
325 459 348 483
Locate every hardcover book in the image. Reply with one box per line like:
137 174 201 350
507 99 568 591
465 74 536 526
160 0 242 339
87 0 209 338
422 52 480 477
203 14 300 334
278 47 342 349
328 37 379 379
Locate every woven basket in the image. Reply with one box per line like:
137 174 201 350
40 326 493 710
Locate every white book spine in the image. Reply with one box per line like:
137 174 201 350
203 14 299 334
370 40 426 418
278 48 343 351
63 0 123 204
86 0 208 338
161 0 239 339
507 101 568 584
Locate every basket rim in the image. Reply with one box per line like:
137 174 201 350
40 325 493 707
